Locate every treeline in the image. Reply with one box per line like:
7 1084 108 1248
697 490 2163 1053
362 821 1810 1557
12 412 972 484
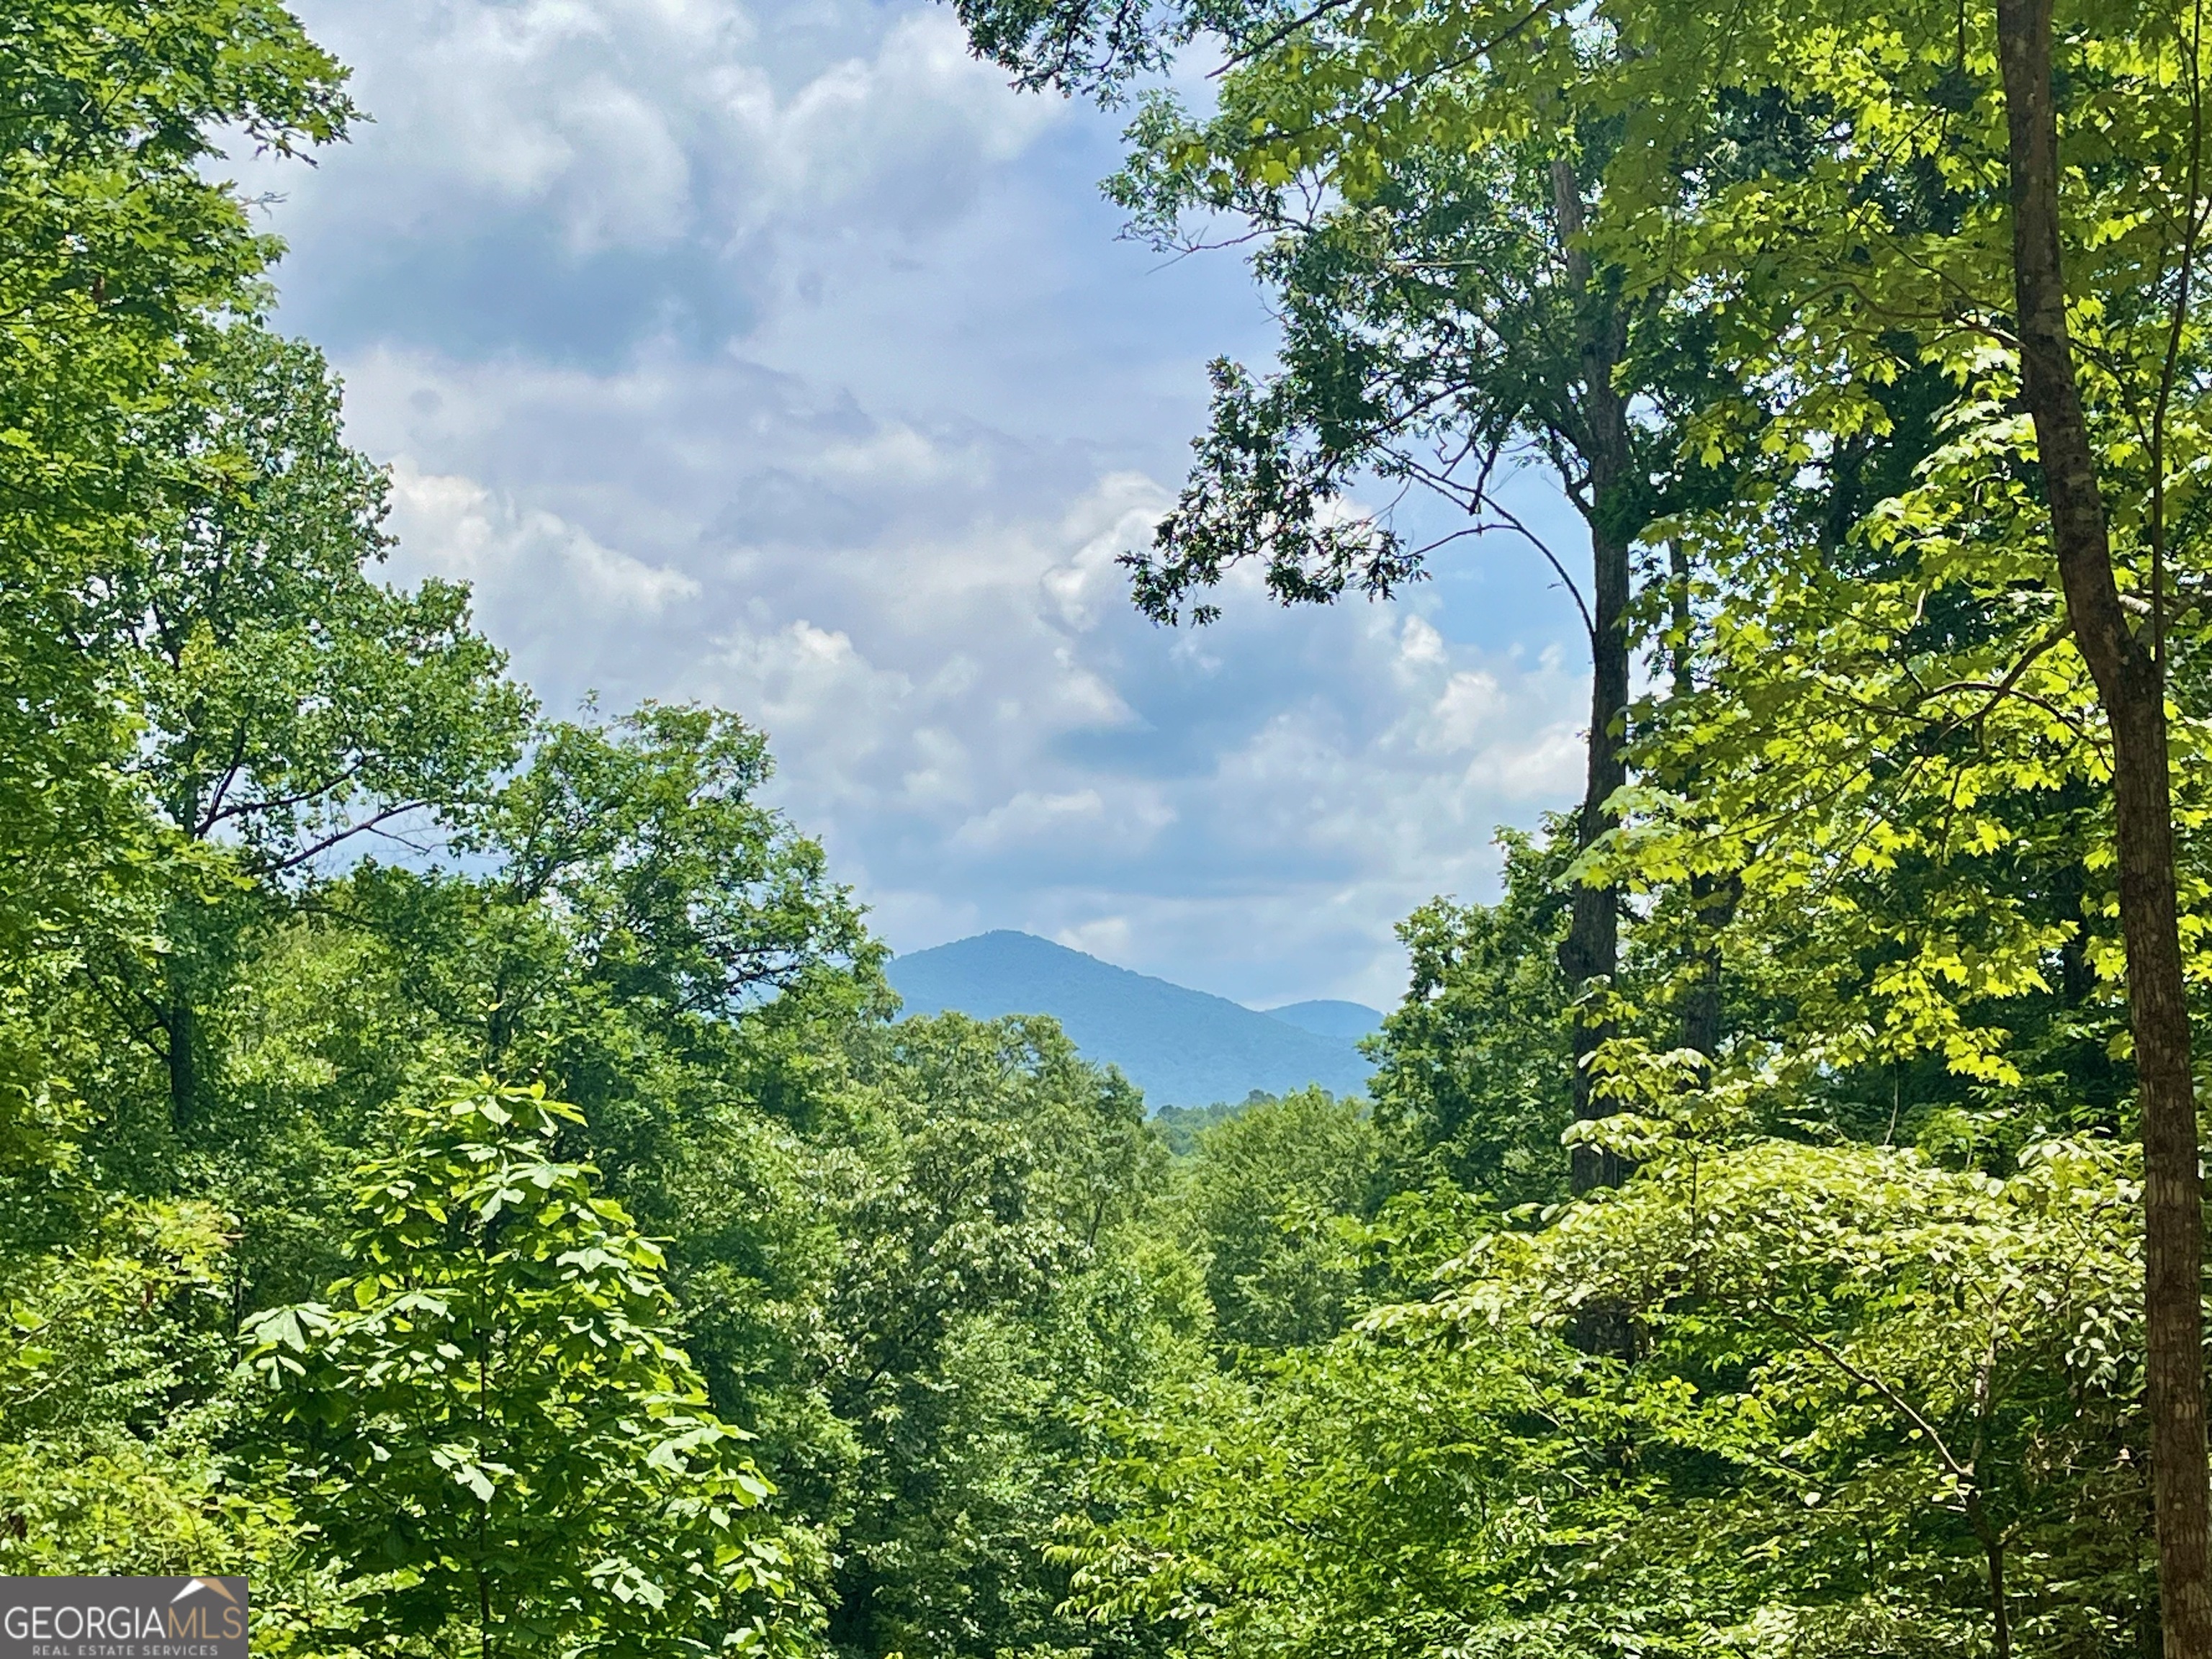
938 0 2204 1655
0 16 1192 1639
5 1 2210 1658
0 12 1397 1656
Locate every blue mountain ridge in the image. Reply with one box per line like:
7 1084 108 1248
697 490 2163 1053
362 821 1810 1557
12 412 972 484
1264 999 1384 1043
885 931 1375 1109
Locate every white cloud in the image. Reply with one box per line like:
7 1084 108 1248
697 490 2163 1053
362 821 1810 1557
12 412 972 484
245 1 1058 266
382 459 705 706
246 0 1591 1012
750 9 1061 225
953 787 1177 853
1056 915 1134 961
391 461 702 614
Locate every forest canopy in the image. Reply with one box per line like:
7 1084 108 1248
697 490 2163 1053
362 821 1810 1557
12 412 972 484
4 1 2211 1657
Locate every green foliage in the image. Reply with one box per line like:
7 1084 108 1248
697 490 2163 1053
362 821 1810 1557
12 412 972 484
1368 829 1575 1204
940 4 2212 1656
112 322 530 876
68 316 530 1147
1463 1130 2152 1658
0 0 354 971
461 703 871 1034
1175 1087 1380 1351
247 1080 808 1658
8 4 2212 1658
0 9 1183 1659
1069 1133 2152 1658
1 1202 251 1568
817 1012 1169 1658
1152 1093 1264 1158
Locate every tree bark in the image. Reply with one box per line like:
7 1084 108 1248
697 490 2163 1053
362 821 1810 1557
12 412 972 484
1995 4 2212 1653
163 983 198 1135
1987 1534 2013 1659
1670 538 1730 1069
1550 154 1634 1195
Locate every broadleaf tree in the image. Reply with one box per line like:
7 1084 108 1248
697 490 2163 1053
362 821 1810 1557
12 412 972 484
246 1080 812 1659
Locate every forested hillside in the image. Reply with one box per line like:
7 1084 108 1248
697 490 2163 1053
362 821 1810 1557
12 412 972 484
885 931 1374 1104
1262 1000 1382 1043
4 1 2211 1658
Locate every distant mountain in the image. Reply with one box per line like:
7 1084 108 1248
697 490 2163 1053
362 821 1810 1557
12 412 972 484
1264 999 1383 1043
886 931 1373 1108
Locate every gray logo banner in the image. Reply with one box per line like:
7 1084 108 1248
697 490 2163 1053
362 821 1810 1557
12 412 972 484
0 1577 248 1658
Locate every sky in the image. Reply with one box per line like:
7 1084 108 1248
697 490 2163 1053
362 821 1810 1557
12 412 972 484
235 0 1591 1011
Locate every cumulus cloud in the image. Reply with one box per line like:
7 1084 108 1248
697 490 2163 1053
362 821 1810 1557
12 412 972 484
391 462 701 613
235 0 1068 364
249 0 1591 1010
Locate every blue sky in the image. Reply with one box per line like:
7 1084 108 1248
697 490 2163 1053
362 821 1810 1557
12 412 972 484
238 0 1591 1010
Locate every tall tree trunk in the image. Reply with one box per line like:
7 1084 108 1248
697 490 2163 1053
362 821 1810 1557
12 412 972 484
165 999 198 1133
1987 1534 2013 1659
1995 4 2212 1653
1670 541 1730 1068
162 950 199 1136
1551 155 1633 1195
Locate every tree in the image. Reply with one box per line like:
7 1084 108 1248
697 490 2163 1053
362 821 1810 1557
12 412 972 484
459 704 869 1043
953 2 2212 1647
1066 1130 2153 1659
1367 828 1575 1205
246 1080 809 1658
110 324 529 881
328 702 881 1231
812 1011 1164 1658
83 321 529 1134
1116 87 1662 1184
1575 0 2212 1634
1176 1086 1381 1350
1072 0 2212 1633
953 0 1755 1187
1991 1 2211 1639
0 0 354 1176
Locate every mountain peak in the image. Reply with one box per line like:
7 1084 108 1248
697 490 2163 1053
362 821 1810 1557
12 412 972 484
1264 999 1383 1042
886 932 1372 1109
